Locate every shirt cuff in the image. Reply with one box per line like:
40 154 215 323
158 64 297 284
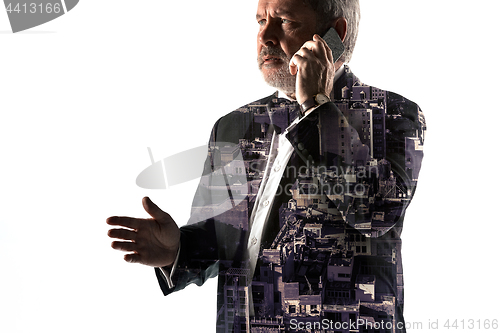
158 244 181 290
303 104 320 117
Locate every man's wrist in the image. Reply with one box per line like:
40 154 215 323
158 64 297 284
300 93 331 113
158 244 181 289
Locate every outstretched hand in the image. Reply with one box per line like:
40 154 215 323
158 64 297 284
107 197 180 268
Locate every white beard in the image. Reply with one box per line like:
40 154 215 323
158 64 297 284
261 63 296 95
258 46 296 95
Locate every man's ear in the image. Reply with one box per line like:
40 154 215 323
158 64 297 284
333 17 347 42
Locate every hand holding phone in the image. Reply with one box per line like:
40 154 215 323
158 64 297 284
289 29 344 104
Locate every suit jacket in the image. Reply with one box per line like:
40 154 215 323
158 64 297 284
155 66 425 333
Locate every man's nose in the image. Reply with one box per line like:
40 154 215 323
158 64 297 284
258 22 279 46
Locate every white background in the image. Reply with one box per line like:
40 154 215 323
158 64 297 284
1 0 499 332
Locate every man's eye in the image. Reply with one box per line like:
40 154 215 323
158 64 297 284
281 19 291 24
258 19 266 26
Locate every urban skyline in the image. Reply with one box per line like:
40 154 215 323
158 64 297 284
189 66 426 333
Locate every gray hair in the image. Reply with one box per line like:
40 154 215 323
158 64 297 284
306 0 360 63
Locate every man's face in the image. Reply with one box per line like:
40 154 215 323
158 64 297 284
256 0 319 94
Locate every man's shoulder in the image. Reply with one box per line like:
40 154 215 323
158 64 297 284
335 67 425 130
223 93 277 117
210 93 276 144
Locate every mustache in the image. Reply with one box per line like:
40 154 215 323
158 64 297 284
258 46 289 66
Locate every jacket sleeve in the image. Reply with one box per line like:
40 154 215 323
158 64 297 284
155 115 251 295
285 97 425 237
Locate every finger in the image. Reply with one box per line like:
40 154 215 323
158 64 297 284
108 228 137 241
289 56 298 75
313 34 333 62
297 46 314 59
142 197 170 221
303 36 330 62
111 241 137 252
106 216 141 230
289 53 308 75
124 253 142 264
301 40 316 51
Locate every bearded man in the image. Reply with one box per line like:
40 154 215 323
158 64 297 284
108 1 425 332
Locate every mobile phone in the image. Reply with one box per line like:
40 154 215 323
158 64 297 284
322 27 345 63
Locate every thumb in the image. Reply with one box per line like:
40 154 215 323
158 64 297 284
142 196 168 220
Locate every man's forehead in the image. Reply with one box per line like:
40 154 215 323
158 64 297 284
256 0 312 18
